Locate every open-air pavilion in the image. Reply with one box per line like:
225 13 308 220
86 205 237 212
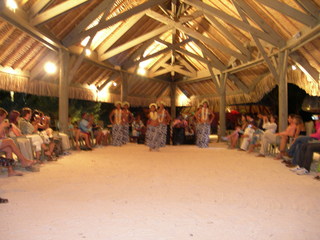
0 0 319 132
1 1 320 239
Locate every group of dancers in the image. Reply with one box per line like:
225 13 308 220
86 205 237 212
108 99 214 151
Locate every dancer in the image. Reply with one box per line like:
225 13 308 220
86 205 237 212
122 101 133 144
195 100 214 148
146 103 161 151
109 101 123 146
157 101 171 147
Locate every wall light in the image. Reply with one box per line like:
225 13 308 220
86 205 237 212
112 81 117 86
292 65 297 70
44 62 57 74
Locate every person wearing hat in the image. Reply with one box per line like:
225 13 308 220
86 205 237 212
146 103 161 151
121 101 133 145
109 101 124 146
195 100 214 148
157 101 171 147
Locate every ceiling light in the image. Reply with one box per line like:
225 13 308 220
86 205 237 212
85 48 91 56
6 0 17 11
292 65 297 70
112 81 117 86
44 62 57 74
137 67 147 76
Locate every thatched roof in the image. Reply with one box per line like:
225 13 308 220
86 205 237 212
0 0 319 108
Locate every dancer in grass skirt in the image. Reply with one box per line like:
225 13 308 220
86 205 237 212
146 103 161 151
121 101 133 145
195 100 214 148
109 101 123 146
157 101 171 148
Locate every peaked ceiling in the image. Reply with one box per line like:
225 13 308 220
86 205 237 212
0 0 319 107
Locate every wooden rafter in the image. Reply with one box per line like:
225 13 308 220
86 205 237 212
64 0 167 47
204 14 251 58
233 1 279 80
97 12 146 55
99 25 172 61
146 10 249 61
29 0 54 17
255 0 318 27
31 0 90 26
182 0 283 47
62 0 117 46
232 0 285 46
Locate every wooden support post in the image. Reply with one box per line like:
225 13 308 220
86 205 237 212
170 82 176 119
219 73 227 137
120 72 128 102
59 48 69 133
278 50 289 132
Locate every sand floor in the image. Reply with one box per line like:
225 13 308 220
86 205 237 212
1 142 320 240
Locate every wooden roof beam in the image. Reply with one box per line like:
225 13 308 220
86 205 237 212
204 14 251 58
150 53 172 72
29 0 54 17
146 10 249 61
294 0 320 19
232 0 285 46
31 0 90 26
191 38 226 70
137 38 192 63
99 25 172 61
65 0 167 47
182 0 283 47
62 0 117 47
175 48 209 64
233 1 279 80
255 0 318 27
290 51 319 82
0 4 62 51
97 12 145 55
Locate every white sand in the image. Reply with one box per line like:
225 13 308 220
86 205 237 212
1 142 320 240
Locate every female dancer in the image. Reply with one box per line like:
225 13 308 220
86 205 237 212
122 101 133 144
146 103 161 151
157 101 171 147
109 101 123 146
195 100 214 148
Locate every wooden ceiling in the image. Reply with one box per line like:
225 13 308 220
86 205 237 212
0 0 319 107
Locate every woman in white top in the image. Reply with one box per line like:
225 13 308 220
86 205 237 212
195 100 214 148
247 115 277 153
157 101 171 148
109 101 124 146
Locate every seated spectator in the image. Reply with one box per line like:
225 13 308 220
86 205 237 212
257 114 296 157
89 115 105 147
8 110 34 160
274 114 298 159
31 113 56 160
289 142 320 175
77 112 92 150
19 107 54 162
285 116 320 167
247 115 277 153
239 114 256 151
131 115 145 143
0 108 37 174
222 114 248 149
